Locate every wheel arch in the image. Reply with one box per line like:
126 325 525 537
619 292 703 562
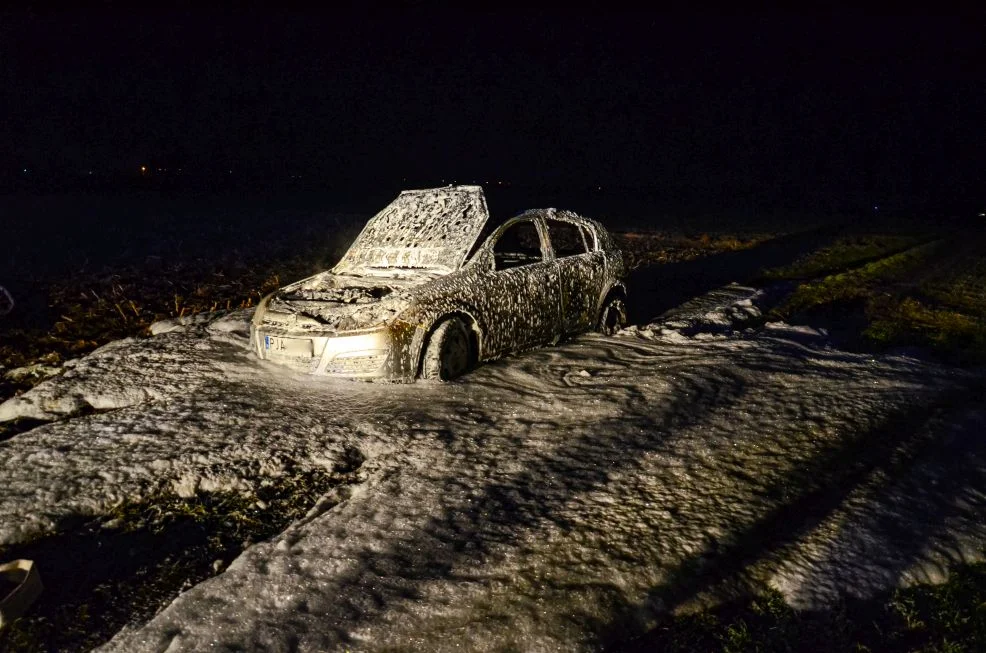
597 282 627 316
414 309 483 379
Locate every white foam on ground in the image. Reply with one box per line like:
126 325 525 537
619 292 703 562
1 291 983 651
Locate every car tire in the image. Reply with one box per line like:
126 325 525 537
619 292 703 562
422 317 473 381
598 297 627 336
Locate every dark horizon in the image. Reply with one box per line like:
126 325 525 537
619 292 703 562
2 8 985 214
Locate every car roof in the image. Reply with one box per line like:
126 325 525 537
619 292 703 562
483 208 599 238
467 207 613 259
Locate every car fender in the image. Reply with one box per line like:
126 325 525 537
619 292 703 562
396 301 485 378
596 280 628 317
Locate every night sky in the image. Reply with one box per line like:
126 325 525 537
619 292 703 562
2 8 984 212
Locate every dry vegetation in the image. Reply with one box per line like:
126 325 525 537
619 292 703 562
613 231 770 270
0 464 362 652
622 571 986 653
764 231 986 364
0 225 360 402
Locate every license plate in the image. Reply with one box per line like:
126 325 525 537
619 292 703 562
263 335 313 356
264 335 288 351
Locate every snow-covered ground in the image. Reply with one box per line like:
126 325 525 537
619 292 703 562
2 285 984 651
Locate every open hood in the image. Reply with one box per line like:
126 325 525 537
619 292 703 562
332 185 489 276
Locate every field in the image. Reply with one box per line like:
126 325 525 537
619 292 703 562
764 231 986 363
1 196 985 651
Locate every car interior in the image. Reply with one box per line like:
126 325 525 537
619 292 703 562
546 220 590 258
493 220 544 270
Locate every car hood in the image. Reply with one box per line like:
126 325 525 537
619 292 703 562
331 185 489 276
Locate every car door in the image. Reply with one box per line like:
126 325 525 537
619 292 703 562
545 219 607 334
473 217 561 357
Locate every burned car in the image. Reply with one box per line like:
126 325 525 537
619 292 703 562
251 185 627 381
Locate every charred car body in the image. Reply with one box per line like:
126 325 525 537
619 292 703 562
251 186 627 381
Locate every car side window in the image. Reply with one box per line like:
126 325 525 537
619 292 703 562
493 220 543 270
579 225 597 252
547 220 588 258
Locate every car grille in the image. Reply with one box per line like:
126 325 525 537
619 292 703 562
326 353 387 375
271 354 321 373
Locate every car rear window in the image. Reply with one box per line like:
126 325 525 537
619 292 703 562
547 220 588 258
579 225 597 251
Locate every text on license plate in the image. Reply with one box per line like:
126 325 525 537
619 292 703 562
263 335 313 356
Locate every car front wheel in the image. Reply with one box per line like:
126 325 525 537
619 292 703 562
422 317 473 381
598 297 627 336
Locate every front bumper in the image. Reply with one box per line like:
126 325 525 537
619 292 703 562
251 322 419 381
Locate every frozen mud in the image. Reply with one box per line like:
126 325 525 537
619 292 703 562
1 286 984 652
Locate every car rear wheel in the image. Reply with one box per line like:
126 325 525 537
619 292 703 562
422 317 473 381
598 297 627 336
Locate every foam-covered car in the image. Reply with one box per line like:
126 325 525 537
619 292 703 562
251 185 627 381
